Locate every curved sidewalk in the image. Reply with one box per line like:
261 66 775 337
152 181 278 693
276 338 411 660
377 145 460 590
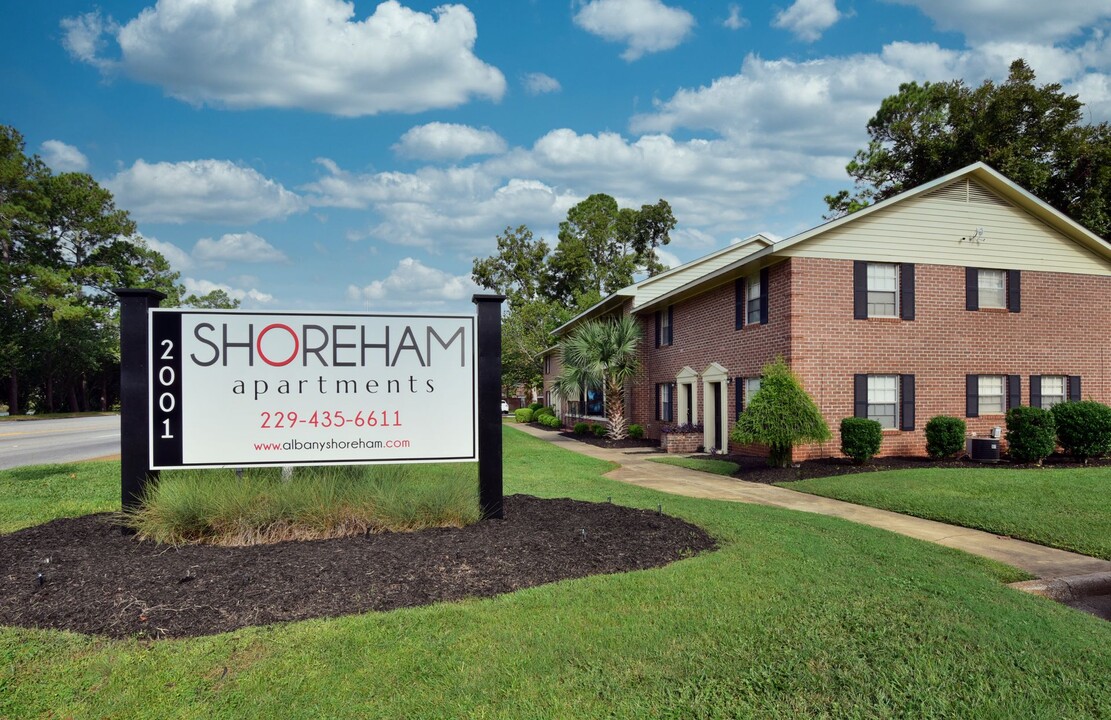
510 423 1111 581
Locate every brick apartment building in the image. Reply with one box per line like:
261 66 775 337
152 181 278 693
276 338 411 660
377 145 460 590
541 163 1111 459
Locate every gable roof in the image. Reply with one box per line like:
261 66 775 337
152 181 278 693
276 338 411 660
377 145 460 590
635 163 1111 314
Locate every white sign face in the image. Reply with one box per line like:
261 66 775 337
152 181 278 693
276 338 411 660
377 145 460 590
149 310 476 469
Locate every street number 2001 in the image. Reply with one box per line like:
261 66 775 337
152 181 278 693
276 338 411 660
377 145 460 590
260 410 402 429
157 339 176 439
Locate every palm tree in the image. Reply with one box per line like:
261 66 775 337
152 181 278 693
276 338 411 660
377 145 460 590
552 315 642 440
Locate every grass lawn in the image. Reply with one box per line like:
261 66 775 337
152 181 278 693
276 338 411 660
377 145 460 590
1 428 1110 718
648 455 740 476
784 466 1111 561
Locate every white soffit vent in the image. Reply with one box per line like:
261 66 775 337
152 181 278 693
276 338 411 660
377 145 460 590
924 178 1010 207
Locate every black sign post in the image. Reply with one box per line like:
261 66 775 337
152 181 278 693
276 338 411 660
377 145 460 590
114 288 165 526
473 293 505 519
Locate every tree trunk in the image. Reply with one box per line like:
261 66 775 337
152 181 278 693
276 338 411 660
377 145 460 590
7 371 17 415
46 376 55 414
605 375 628 440
68 383 80 413
768 443 793 468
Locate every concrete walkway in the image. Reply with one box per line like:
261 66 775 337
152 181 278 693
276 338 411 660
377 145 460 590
511 423 1111 581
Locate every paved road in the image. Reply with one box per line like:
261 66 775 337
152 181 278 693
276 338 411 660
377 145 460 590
0 416 121 470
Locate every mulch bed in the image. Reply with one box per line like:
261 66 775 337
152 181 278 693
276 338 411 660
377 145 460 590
0 495 715 640
556 430 660 450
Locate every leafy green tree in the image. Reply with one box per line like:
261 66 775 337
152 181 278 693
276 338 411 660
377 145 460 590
826 59 1111 239
548 194 674 305
552 315 642 440
471 225 550 308
730 357 831 467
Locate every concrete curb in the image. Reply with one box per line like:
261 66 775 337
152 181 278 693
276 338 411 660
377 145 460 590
1009 572 1111 601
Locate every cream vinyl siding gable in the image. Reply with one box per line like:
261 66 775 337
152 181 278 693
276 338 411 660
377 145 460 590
778 180 1111 276
632 238 769 308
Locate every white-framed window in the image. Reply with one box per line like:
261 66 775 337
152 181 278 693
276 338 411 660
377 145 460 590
867 375 899 429
867 263 899 317
978 375 1005 415
978 269 1006 309
743 377 761 411
1041 375 1066 409
746 273 762 325
657 383 674 422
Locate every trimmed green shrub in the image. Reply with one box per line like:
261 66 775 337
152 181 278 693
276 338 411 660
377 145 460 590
514 408 535 423
539 414 561 429
591 424 607 437
1051 401 1111 462
528 402 544 412
1005 406 1056 465
731 357 831 467
627 424 645 439
840 417 883 464
573 422 590 435
925 415 966 459
535 406 555 419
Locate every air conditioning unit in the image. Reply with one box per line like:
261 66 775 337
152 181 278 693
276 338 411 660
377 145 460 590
968 437 1000 462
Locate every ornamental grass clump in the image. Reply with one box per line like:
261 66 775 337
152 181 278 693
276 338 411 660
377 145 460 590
731 357 831 468
124 463 480 546
1051 400 1111 462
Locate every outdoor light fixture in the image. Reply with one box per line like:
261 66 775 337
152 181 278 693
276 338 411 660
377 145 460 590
960 227 986 244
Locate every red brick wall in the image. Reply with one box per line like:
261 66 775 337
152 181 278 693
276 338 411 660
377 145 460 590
631 262 793 455
786 257 1111 458
629 256 1110 459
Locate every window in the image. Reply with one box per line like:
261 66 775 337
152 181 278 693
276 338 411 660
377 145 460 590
743 377 761 411
867 263 899 317
978 270 1006 309
866 375 899 429
655 307 674 347
855 262 914 320
543 354 551 374
978 375 1005 414
656 383 674 422
581 387 604 416
856 374 915 430
967 268 1020 312
746 273 762 325
967 375 1020 417
1040 375 1066 409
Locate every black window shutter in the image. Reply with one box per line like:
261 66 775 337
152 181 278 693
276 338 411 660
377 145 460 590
966 267 979 311
853 261 868 319
1007 270 1021 313
735 377 743 418
655 383 661 420
966 374 979 418
1030 375 1042 408
759 267 770 324
654 311 661 348
666 306 674 345
900 263 915 320
669 383 676 421
1007 375 1021 410
853 374 868 418
900 374 915 431
735 278 744 330
1068 376 1081 402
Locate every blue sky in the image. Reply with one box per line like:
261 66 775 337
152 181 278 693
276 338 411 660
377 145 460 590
5 0 1111 312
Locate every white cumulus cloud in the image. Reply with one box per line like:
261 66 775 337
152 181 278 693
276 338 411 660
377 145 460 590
772 0 842 42
393 123 507 161
193 232 289 265
183 277 275 307
346 258 481 309
723 4 749 30
523 72 562 95
885 0 1111 44
138 235 193 271
106 159 305 224
40 140 89 172
61 0 506 116
573 0 696 61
